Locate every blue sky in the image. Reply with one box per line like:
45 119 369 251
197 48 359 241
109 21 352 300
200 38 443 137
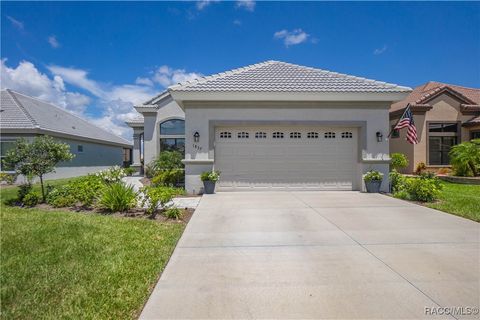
1 1 479 139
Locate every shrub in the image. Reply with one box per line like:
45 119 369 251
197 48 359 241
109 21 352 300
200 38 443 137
95 166 126 184
390 153 409 171
437 167 452 175
449 139 480 177
0 172 16 185
153 151 183 171
415 162 427 174
69 175 105 207
200 170 221 182
144 163 155 179
164 207 183 220
22 192 39 207
17 183 33 203
389 169 407 193
97 182 137 213
141 186 184 218
124 167 136 176
152 169 184 187
363 170 383 182
46 186 77 208
405 176 442 202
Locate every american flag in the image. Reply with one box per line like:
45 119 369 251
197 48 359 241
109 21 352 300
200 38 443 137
394 106 418 144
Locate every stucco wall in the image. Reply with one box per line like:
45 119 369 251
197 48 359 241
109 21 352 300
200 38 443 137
390 93 478 173
142 97 184 166
183 101 391 194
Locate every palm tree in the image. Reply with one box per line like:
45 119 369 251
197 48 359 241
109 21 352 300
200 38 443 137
449 139 480 176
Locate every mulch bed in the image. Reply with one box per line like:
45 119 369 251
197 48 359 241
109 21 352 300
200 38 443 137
31 203 194 224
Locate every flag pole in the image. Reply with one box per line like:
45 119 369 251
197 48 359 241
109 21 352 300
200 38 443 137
387 104 411 138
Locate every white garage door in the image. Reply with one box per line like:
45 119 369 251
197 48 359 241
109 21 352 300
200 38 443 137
215 126 358 191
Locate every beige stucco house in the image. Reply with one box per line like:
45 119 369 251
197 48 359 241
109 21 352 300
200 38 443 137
389 82 480 173
127 61 411 194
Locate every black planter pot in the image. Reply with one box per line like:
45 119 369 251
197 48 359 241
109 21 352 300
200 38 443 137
365 180 382 193
203 180 216 194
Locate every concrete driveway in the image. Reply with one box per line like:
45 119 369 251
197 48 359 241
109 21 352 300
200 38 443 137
140 192 479 319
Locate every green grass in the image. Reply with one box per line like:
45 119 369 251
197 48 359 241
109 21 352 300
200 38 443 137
426 181 480 222
0 179 185 319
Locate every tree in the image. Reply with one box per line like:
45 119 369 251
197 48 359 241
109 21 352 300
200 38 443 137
449 139 480 177
390 153 409 171
2 136 75 201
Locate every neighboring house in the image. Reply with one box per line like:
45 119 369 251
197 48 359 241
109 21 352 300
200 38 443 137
390 82 480 173
128 60 411 194
1 89 132 180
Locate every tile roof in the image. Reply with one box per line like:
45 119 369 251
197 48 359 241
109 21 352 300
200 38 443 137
391 81 480 112
464 115 480 126
169 60 411 93
1 89 131 147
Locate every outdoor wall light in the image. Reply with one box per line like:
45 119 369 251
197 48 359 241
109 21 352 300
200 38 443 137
193 131 200 143
376 131 383 142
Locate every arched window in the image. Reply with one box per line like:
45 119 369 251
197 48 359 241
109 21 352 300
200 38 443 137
255 132 267 139
237 132 249 139
160 119 185 135
324 132 336 139
159 119 185 155
290 132 302 139
341 132 353 139
307 132 319 139
272 132 284 139
220 132 232 139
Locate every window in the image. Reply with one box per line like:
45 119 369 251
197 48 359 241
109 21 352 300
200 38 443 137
160 138 185 154
290 132 301 139
237 132 249 139
471 131 480 140
428 123 458 165
307 132 319 139
341 132 353 139
272 132 284 139
0 141 16 171
220 132 232 139
160 119 185 135
255 132 267 139
77 145 84 153
324 132 336 139
391 125 400 138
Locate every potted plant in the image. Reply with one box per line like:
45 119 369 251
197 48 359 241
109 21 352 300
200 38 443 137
200 170 221 194
363 170 384 193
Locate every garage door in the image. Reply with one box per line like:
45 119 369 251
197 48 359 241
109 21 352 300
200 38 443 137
214 126 358 191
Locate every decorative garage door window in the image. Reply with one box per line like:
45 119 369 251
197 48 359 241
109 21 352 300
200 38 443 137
307 132 319 139
290 132 302 139
255 132 267 139
341 132 353 139
324 132 336 139
237 132 249 139
272 132 284 139
220 131 232 139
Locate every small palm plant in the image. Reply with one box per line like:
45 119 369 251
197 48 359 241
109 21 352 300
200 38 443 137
449 139 480 177
97 182 138 213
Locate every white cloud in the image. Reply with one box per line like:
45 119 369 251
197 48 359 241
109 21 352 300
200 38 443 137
236 0 255 11
48 35 60 48
196 0 219 10
6 16 24 30
151 65 202 87
135 77 154 86
47 65 105 97
0 59 90 114
233 19 242 26
373 45 388 55
274 29 310 47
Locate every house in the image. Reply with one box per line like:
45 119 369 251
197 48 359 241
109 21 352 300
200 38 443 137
127 61 411 194
1 89 132 180
389 82 480 173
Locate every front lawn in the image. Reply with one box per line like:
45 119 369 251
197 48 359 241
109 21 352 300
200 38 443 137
426 181 480 222
1 181 185 319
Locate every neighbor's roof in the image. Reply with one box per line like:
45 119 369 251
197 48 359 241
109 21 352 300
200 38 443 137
1 89 131 147
391 81 480 112
169 60 411 93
